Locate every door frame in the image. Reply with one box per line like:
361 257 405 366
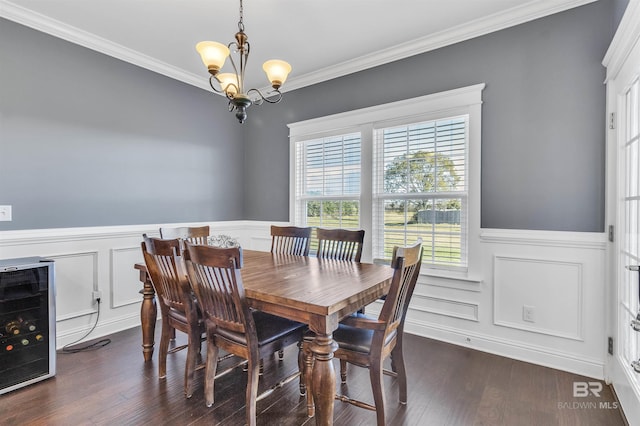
604 0 640 423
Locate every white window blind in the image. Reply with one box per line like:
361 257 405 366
295 133 361 229
373 116 468 268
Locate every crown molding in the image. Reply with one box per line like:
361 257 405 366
1 0 596 93
282 0 597 92
602 0 640 82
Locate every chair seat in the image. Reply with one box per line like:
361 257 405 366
333 314 397 354
216 311 305 347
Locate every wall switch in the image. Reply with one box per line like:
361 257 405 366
0 205 12 221
523 305 535 323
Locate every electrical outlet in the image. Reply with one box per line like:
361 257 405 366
523 305 535 323
92 290 102 302
0 205 12 221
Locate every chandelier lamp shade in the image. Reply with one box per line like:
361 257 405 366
195 0 292 123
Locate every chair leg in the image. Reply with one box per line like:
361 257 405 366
340 359 348 383
204 336 219 408
158 319 171 379
370 359 386 426
184 329 200 398
391 343 408 404
246 357 260 426
298 341 306 396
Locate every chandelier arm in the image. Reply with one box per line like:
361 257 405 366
239 42 249 95
247 88 283 104
208 75 227 95
227 42 245 94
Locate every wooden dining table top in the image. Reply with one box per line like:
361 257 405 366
136 248 394 330
238 250 393 324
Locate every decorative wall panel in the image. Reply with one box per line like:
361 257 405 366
494 255 583 340
110 246 144 309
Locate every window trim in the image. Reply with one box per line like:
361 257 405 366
289 83 484 279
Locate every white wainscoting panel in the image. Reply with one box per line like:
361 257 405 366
47 251 98 321
110 246 145 309
494 255 583 340
403 228 607 379
0 224 608 381
0 221 282 348
411 291 479 321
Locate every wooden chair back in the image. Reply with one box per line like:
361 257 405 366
160 225 210 245
141 235 191 312
183 243 254 342
270 225 312 256
378 239 423 337
316 228 365 262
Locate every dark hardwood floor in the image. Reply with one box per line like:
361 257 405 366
0 324 626 425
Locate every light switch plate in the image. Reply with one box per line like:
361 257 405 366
0 205 12 221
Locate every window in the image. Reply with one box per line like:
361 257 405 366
289 84 483 274
373 117 468 269
294 133 361 229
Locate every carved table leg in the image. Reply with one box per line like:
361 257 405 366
309 333 339 426
139 270 157 362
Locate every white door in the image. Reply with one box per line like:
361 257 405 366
604 1 640 422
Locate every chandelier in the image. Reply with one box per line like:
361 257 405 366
195 0 292 124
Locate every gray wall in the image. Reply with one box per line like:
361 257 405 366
244 1 622 232
0 18 243 230
0 1 626 232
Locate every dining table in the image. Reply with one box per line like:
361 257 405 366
134 249 394 426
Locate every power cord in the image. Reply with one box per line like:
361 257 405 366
59 297 111 354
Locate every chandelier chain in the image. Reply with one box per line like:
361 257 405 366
238 0 244 32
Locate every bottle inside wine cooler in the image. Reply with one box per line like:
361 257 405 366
5 320 21 335
18 314 37 332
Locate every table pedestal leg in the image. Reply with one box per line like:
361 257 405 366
309 333 339 426
139 270 157 362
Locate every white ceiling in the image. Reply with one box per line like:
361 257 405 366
1 0 595 94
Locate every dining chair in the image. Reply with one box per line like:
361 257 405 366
317 227 366 312
270 225 312 256
159 225 210 245
316 228 365 262
141 235 204 398
269 225 312 361
302 239 423 425
183 242 306 426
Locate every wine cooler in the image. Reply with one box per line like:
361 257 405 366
0 257 55 395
